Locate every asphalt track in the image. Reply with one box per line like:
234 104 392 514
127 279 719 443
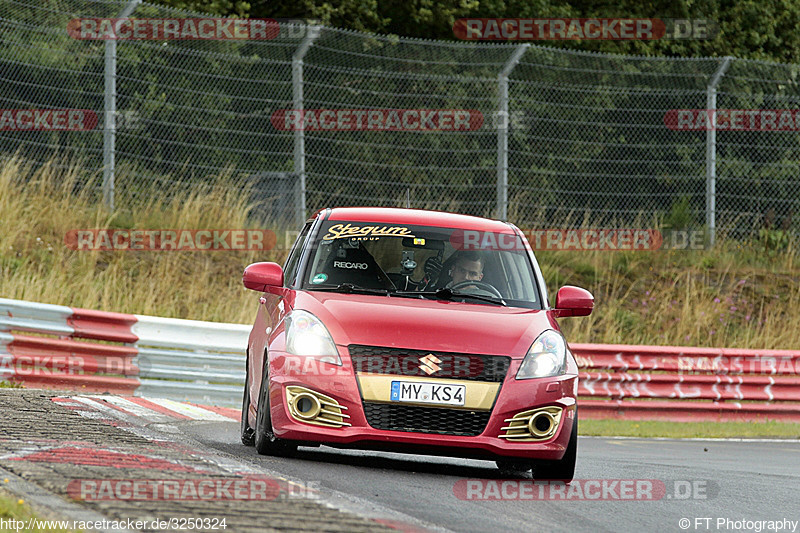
184 422 800 533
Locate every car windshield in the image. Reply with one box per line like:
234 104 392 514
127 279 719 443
301 220 542 309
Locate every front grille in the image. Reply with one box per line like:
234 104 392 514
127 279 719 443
363 402 491 436
349 345 510 382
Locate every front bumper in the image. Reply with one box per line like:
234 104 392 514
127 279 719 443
266 351 577 461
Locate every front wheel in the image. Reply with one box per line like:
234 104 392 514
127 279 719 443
495 409 578 481
495 459 532 475
533 411 577 482
240 351 255 446
254 361 297 457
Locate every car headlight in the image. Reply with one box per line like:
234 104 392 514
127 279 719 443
516 330 567 379
284 310 342 365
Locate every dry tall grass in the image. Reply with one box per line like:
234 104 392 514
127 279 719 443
0 157 282 323
1 157 798 349
546 242 800 349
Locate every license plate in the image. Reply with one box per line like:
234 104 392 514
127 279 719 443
390 381 465 406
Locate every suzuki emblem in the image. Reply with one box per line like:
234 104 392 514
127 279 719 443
419 354 442 375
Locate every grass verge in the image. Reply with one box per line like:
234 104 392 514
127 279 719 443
0 487 77 532
1 155 799 348
581 419 800 438
0 156 281 323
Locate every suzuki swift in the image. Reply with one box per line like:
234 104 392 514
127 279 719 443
240 207 593 479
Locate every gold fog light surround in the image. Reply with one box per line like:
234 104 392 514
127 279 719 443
528 410 557 438
499 406 563 441
286 386 351 428
293 393 322 420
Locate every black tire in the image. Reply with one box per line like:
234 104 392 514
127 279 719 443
254 359 297 457
240 351 255 446
495 409 578 481
495 459 532 474
533 410 578 482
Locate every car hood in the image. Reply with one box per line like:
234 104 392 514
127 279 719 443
292 291 558 358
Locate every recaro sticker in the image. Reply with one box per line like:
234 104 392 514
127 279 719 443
333 261 368 269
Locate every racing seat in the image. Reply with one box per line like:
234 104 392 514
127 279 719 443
320 242 394 289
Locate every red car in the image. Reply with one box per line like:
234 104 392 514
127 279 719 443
240 207 593 479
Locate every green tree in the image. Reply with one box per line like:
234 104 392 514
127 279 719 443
152 0 800 63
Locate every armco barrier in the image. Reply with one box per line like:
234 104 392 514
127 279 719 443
2 297 799 420
0 298 249 405
574 343 800 422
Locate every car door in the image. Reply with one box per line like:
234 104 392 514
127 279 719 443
248 220 314 406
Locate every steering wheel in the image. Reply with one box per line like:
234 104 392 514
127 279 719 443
449 280 504 300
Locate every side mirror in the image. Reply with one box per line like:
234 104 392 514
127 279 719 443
554 286 593 317
243 262 284 291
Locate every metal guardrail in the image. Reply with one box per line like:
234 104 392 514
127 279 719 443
131 315 249 405
2 297 799 419
0 297 248 406
573 343 800 422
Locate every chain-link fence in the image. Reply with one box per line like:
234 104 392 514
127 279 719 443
2 0 800 238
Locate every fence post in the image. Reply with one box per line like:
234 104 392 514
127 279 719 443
103 0 140 211
496 44 528 221
292 25 321 228
705 56 733 247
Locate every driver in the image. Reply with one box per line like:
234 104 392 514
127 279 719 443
446 251 484 289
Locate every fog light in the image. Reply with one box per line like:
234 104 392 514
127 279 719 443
528 411 556 437
285 386 351 428
292 393 321 420
499 406 564 441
